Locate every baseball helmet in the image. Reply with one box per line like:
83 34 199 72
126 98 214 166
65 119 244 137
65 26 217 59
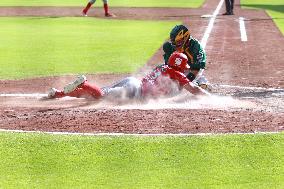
168 51 189 72
170 25 190 49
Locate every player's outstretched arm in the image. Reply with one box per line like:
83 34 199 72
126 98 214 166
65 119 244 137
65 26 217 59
183 82 210 96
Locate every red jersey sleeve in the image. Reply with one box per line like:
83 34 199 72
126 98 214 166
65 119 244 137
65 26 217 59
166 67 190 87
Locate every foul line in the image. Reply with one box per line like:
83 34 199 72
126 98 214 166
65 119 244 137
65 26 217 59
201 0 224 49
0 93 46 97
218 84 284 91
239 17 248 41
0 129 281 137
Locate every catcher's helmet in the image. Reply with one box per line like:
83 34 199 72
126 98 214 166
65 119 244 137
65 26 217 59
168 51 189 72
170 25 190 49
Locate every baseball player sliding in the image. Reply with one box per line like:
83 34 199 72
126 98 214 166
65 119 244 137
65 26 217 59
47 52 210 100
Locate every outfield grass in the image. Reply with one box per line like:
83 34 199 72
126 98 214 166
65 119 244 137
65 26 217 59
0 17 179 79
0 132 283 188
0 0 205 8
241 0 284 35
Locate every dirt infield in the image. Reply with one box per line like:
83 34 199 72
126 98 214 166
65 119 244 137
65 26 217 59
0 0 283 133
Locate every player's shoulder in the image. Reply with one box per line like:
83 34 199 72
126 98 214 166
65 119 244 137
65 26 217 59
189 38 201 47
189 37 204 51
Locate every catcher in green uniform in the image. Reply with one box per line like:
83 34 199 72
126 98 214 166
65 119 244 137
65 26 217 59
163 24 209 89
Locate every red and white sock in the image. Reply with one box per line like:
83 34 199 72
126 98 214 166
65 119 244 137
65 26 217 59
103 3 109 15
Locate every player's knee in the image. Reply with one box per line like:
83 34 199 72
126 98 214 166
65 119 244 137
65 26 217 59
125 77 141 98
126 78 140 89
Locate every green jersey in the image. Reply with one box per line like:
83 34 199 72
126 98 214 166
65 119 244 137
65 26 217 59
163 37 206 71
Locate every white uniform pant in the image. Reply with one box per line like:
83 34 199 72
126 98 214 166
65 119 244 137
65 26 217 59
102 77 142 99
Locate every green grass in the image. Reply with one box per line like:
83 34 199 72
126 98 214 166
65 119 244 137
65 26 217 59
0 132 283 188
0 17 179 79
0 0 205 8
241 0 284 35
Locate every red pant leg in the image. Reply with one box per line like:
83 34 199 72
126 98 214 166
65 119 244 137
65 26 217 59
54 88 90 98
54 81 103 99
80 81 103 98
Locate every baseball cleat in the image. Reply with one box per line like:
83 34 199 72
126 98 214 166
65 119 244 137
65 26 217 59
82 10 88 17
47 88 59 98
64 75 87 94
222 12 234 15
105 13 116 17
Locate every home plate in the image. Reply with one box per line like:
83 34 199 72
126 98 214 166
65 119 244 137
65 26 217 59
201 14 213 18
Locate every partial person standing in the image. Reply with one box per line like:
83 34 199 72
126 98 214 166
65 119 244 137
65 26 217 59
82 0 115 17
223 0 234 15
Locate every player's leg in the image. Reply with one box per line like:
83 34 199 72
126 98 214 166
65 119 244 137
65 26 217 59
80 81 103 98
102 0 115 17
63 75 87 94
47 87 89 99
48 75 103 99
82 0 96 16
230 0 234 14
102 77 142 99
64 75 103 99
64 88 92 98
223 0 230 15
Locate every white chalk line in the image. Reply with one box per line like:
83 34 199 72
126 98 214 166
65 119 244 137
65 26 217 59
0 93 46 97
239 17 248 41
201 0 224 49
0 85 283 97
0 129 281 137
217 84 284 91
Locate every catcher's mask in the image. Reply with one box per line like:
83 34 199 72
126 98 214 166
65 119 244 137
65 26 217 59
170 25 190 50
168 51 189 72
